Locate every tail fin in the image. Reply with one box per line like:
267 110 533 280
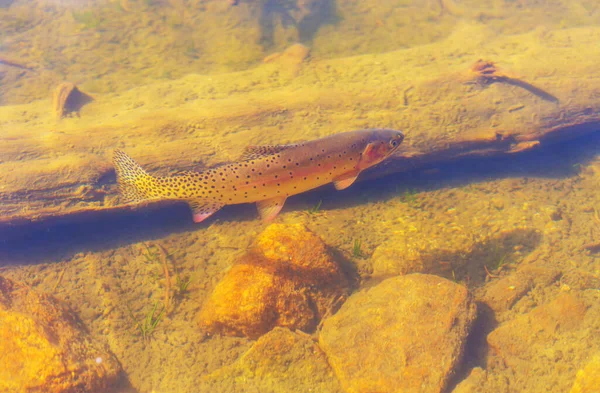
113 149 158 203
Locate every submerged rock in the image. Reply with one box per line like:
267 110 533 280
487 292 592 392
52 82 93 119
198 223 351 339
480 265 560 314
319 274 477 393
570 353 600 393
0 276 122 393
201 327 343 393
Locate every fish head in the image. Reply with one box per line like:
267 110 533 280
357 129 405 169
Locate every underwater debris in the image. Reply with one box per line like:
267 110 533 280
198 223 352 339
154 244 172 312
0 56 34 71
469 59 559 103
0 276 122 392
142 242 181 314
52 82 93 119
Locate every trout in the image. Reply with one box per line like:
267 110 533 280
113 128 404 222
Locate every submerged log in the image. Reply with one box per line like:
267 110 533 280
1 23 599 226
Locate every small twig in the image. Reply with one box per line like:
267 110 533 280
0 56 34 71
470 59 559 103
484 264 500 279
52 266 67 291
593 207 600 224
155 244 171 313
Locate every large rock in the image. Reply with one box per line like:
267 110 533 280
0 276 122 393
198 223 351 338
570 353 600 393
319 274 477 393
201 327 343 393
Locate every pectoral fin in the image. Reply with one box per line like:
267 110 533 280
256 196 287 221
188 200 224 223
333 170 360 190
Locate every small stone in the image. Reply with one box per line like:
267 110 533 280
319 274 476 393
0 276 122 393
480 265 560 314
201 327 343 393
52 82 93 119
282 43 311 63
198 223 351 338
490 197 504 210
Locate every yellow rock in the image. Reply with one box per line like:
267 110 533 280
198 223 351 339
570 353 600 393
0 276 122 393
319 274 477 393
201 327 343 392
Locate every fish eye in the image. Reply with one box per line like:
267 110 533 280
389 139 399 148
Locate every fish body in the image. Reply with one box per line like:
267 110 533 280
113 128 404 222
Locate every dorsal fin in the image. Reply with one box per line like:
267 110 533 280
239 144 296 161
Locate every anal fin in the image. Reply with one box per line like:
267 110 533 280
333 170 360 190
256 196 287 221
188 200 224 223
